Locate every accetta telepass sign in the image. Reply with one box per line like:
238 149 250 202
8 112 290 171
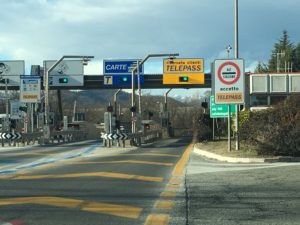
213 59 245 104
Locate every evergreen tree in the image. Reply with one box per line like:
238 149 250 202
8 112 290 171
254 62 269 73
293 43 300 72
268 30 295 72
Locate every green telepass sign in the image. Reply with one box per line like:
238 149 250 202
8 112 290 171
210 95 236 118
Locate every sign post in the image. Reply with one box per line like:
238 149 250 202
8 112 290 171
214 59 244 151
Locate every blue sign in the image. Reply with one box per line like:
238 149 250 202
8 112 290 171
103 75 144 86
103 59 144 75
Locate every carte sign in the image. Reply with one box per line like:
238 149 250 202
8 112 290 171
214 59 244 104
103 59 143 75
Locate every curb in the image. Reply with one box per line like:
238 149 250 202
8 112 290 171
193 144 300 163
0 219 27 225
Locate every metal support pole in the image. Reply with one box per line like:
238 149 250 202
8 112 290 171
137 61 141 115
228 105 231 152
114 89 121 118
212 118 215 141
164 88 172 112
5 78 9 132
131 69 136 134
31 103 34 133
235 0 240 151
57 90 63 122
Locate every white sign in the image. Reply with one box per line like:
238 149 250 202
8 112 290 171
44 60 83 76
0 61 25 86
0 61 25 76
10 100 24 119
20 76 41 103
214 59 244 104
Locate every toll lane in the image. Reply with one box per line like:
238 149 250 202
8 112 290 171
0 138 192 225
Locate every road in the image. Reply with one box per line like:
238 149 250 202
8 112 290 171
171 152 300 225
0 138 299 225
0 138 193 225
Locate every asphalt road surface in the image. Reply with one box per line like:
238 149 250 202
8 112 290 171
1 138 299 225
0 138 193 225
170 152 300 225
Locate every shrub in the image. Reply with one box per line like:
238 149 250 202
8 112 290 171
239 96 300 156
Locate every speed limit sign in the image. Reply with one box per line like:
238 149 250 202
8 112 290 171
214 59 244 104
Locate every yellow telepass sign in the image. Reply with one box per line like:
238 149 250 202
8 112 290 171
163 58 204 74
163 58 204 84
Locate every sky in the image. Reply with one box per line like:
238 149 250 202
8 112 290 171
0 0 300 99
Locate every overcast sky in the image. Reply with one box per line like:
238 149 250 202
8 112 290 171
0 0 299 97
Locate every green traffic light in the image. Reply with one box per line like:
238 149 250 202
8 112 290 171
122 77 128 82
59 77 68 83
179 76 189 82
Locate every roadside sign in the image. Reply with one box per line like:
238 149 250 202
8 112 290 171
210 96 236 118
44 60 84 76
213 59 244 104
44 60 84 87
103 76 113 85
20 76 41 103
103 59 143 75
0 60 25 87
10 100 23 119
163 58 204 84
0 60 25 76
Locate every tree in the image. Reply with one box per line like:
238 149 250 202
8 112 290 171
293 43 300 72
268 30 295 72
254 62 269 73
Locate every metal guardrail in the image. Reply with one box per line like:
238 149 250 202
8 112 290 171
102 129 163 148
1 130 87 147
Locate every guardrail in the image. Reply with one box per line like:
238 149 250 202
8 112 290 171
101 129 163 147
1 130 87 147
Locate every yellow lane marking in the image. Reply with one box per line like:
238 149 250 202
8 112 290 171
125 153 180 157
14 172 164 182
63 160 174 167
154 200 174 209
172 143 194 177
0 175 14 180
165 183 181 190
168 177 182 184
160 191 177 198
0 196 142 219
0 152 55 156
144 214 170 225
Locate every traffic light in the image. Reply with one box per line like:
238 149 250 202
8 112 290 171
179 76 189 82
148 111 154 119
59 77 68 83
19 106 28 112
201 102 208 109
107 106 113 112
130 106 136 112
120 76 128 82
0 78 9 84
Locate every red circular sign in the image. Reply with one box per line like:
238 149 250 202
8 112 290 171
217 62 241 85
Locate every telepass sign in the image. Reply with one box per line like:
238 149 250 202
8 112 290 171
213 59 245 104
163 58 204 84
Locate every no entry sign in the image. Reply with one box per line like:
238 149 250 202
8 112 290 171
213 59 244 104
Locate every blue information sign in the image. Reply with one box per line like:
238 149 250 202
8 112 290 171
103 75 144 86
103 59 144 75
